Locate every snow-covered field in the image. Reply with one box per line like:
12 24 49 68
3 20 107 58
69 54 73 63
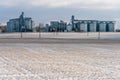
0 32 120 80
0 43 120 80
1 32 120 40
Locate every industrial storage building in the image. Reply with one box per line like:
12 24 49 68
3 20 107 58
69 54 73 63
99 21 106 32
49 21 67 32
80 22 88 32
7 12 34 32
106 22 115 32
89 21 97 32
71 15 115 32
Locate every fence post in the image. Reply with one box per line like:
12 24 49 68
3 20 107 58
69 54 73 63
21 28 22 38
39 28 41 38
21 32 22 38
87 31 89 36
98 31 100 40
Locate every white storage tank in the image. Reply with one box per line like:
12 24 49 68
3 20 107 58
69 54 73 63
108 22 114 32
99 22 106 32
89 21 97 32
80 22 87 32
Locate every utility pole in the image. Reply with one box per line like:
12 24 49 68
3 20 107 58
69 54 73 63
19 12 25 39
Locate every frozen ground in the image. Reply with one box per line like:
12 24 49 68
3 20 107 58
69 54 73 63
1 32 120 40
0 43 120 80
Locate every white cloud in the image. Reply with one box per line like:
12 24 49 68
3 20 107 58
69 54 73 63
0 0 120 9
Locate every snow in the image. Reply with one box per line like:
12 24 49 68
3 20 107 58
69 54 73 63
0 32 120 40
0 43 120 80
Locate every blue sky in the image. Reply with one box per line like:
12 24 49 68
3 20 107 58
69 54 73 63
0 0 120 28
